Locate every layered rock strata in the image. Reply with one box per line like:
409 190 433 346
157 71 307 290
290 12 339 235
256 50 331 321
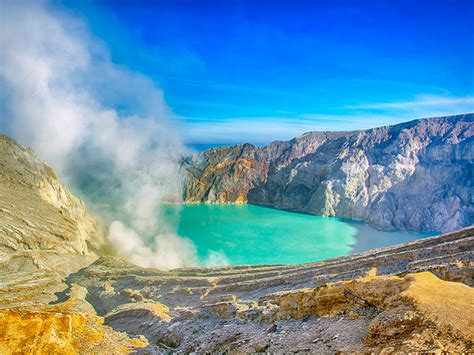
0 134 110 274
2 227 471 353
183 114 474 233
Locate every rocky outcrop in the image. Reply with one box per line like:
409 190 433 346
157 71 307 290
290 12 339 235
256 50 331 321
0 283 148 354
183 114 474 232
0 134 110 274
0 135 145 353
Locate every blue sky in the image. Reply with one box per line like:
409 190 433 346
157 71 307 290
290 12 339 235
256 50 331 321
55 0 474 145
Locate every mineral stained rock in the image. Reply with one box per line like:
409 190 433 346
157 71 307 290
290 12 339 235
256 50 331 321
1 225 472 353
0 132 473 353
0 284 148 354
183 114 474 233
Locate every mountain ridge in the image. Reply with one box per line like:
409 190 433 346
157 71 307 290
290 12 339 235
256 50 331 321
183 113 474 233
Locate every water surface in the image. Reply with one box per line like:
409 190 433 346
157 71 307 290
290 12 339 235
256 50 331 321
161 204 433 266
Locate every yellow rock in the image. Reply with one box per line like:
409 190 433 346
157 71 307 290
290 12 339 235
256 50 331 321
0 308 147 354
234 194 247 204
266 272 474 350
401 272 474 341
0 283 148 354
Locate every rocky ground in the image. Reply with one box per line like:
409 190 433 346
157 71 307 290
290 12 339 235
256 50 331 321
0 130 473 353
1 227 473 353
68 227 474 353
183 114 474 233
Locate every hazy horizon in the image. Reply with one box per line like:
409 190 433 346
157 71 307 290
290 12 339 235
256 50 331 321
2 0 472 146
187 112 474 148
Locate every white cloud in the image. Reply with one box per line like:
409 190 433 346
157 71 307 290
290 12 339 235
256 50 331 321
183 114 398 144
109 221 198 269
202 250 230 267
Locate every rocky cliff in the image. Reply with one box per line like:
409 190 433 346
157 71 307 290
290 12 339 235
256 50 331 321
183 114 474 233
0 134 110 274
0 132 473 353
0 135 150 353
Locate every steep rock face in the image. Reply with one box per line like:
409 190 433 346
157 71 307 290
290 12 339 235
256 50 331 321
182 143 269 204
0 134 109 273
183 114 474 232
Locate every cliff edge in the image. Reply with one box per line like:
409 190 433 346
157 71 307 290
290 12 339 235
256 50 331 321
0 134 110 274
183 114 474 233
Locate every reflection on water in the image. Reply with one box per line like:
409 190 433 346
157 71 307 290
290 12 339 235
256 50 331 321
347 220 437 254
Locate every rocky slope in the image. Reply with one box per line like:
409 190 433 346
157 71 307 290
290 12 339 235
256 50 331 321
1 227 473 353
0 135 145 353
0 132 473 353
183 114 474 233
0 134 110 274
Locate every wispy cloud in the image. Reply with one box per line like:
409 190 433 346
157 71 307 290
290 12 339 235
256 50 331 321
183 115 392 144
182 95 474 144
344 95 474 111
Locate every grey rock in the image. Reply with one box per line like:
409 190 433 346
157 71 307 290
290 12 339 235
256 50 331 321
183 114 474 232
0 134 110 274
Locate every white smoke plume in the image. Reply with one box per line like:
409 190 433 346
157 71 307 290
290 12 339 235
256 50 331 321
0 0 217 269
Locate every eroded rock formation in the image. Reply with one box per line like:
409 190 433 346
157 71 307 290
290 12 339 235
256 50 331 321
183 114 474 233
0 132 473 353
0 134 110 274
1 227 473 353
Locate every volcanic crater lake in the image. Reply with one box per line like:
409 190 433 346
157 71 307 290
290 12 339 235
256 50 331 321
161 204 433 266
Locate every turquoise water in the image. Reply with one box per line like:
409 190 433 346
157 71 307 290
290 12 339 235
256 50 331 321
160 204 431 266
